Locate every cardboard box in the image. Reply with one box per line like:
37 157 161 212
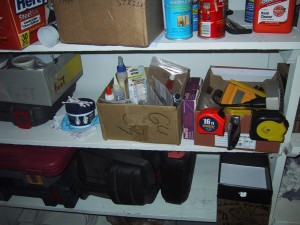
183 77 202 140
194 66 282 153
97 65 190 145
52 0 164 47
217 153 273 225
0 54 83 106
0 0 47 50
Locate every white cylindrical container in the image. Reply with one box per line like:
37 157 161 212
37 21 59 48
11 55 36 70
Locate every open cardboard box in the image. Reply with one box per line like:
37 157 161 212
52 0 164 47
217 152 273 225
0 54 83 106
194 66 283 153
97 66 190 145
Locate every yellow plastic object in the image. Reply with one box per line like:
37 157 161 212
221 80 266 104
224 107 252 116
256 120 287 142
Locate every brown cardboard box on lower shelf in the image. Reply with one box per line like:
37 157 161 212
97 64 190 145
52 0 164 47
194 66 284 153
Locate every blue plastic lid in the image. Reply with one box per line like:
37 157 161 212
117 56 126 73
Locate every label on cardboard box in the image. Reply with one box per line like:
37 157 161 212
215 133 256 149
0 0 47 50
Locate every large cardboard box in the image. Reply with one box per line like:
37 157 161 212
52 0 164 47
98 102 183 145
0 54 83 106
217 153 273 225
97 65 190 145
194 66 283 153
0 0 47 50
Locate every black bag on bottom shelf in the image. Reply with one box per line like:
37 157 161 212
0 144 79 208
160 151 197 204
77 149 162 205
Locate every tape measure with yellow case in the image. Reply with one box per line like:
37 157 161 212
250 110 289 142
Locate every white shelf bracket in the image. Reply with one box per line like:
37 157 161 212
280 50 300 63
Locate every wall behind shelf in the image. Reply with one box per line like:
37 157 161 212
75 52 283 100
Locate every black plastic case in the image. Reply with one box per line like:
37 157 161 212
0 144 79 208
77 149 161 205
160 151 197 204
0 83 76 129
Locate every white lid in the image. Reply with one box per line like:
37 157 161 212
105 92 115 101
38 25 59 48
169 74 176 81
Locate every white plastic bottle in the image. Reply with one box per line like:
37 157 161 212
113 75 125 101
105 86 115 102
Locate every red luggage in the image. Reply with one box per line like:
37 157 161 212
0 144 79 208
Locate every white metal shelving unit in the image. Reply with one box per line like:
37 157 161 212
0 9 300 225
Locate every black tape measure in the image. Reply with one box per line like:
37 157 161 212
250 110 289 142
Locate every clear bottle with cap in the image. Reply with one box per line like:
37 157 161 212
105 86 115 102
116 56 128 82
113 75 125 101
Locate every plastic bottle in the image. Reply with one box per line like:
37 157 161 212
118 79 128 99
244 0 254 23
116 56 127 82
105 86 115 101
165 74 175 92
112 75 125 101
192 0 199 31
253 0 296 33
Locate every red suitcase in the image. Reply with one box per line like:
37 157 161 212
0 144 79 208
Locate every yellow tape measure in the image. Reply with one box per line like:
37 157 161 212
221 80 266 104
250 110 289 142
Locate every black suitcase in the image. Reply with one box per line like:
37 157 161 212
160 151 197 204
0 83 76 129
0 144 79 208
77 149 161 205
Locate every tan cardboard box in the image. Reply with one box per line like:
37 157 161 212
194 66 283 153
97 66 190 145
52 0 164 47
0 54 83 106
97 103 183 145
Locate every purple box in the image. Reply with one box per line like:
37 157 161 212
183 77 202 140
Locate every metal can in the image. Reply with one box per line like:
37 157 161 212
163 0 193 40
198 0 226 39
244 0 254 23
192 0 199 31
